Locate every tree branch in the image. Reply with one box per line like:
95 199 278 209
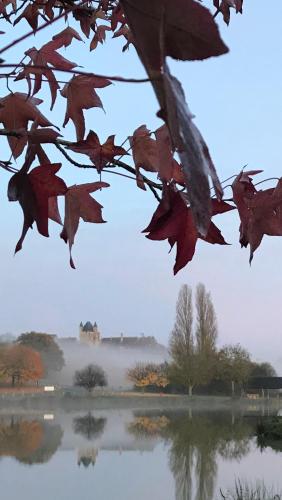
0 63 155 84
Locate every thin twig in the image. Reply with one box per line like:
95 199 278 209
54 142 94 168
0 63 154 84
54 142 162 195
254 177 280 187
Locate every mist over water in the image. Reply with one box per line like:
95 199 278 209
1 405 282 500
52 342 168 388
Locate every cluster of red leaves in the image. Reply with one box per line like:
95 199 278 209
8 162 109 268
232 171 282 263
130 125 185 189
121 0 228 235
0 0 261 273
143 185 234 274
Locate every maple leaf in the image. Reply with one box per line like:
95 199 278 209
231 170 263 249
0 93 52 158
73 6 107 38
155 125 184 183
232 171 282 262
143 186 234 274
44 0 56 20
111 3 126 31
130 124 184 187
130 125 159 188
112 25 133 52
15 65 59 111
7 163 67 252
52 27 84 49
121 0 226 235
61 75 112 140
121 0 228 71
14 3 39 30
60 182 109 268
16 28 82 109
68 131 128 172
214 0 243 25
90 25 111 51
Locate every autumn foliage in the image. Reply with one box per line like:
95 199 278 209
0 344 44 386
0 0 278 273
127 362 168 389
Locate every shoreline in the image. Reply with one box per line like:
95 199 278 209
0 391 281 412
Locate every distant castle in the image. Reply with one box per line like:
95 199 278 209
79 321 101 345
78 321 166 353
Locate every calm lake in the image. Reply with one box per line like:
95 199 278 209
1 405 282 500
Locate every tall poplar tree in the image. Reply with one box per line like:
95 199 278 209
169 285 197 396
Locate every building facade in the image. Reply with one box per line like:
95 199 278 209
79 321 101 345
79 321 166 354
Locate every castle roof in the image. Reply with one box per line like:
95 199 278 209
83 321 93 332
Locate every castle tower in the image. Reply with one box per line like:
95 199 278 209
79 321 101 345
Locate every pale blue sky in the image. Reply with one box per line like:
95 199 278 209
0 2 282 369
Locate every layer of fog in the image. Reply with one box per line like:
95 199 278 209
51 341 168 389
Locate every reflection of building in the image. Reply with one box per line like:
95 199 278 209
79 321 166 354
77 447 98 467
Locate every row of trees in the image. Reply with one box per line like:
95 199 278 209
0 332 65 386
128 284 276 396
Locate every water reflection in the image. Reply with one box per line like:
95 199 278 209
73 413 106 440
0 416 62 464
78 447 98 468
0 407 281 500
128 410 254 500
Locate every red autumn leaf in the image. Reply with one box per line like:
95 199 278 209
48 196 62 225
44 0 56 20
232 172 282 262
61 75 111 140
121 0 228 71
29 163 67 235
0 0 16 18
72 6 106 38
7 163 67 252
130 124 184 187
27 127 62 144
112 25 133 51
90 25 111 51
232 170 263 249
14 3 39 30
214 0 243 25
121 0 227 235
68 131 128 172
155 125 183 183
52 27 84 49
111 3 126 31
130 125 159 188
143 186 234 274
0 93 52 158
16 28 82 109
15 65 59 111
60 182 109 268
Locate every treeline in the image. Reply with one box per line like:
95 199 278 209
0 332 65 386
128 284 276 396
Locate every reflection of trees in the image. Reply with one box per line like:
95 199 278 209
73 413 106 440
128 411 253 500
0 417 62 464
19 422 63 464
127 416 169 438
166 413 253 500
